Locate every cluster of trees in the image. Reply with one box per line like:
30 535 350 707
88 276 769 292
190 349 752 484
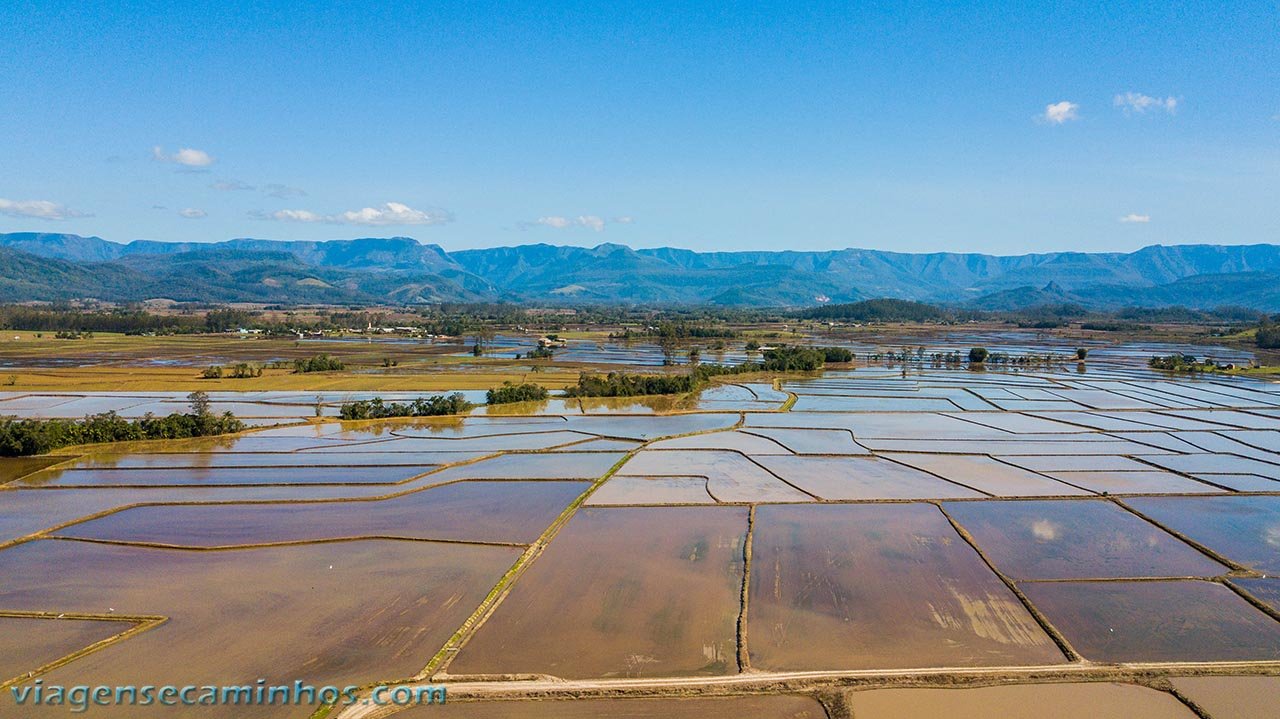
338 394 474 420
780 345 851 367
565 344 854 398
293 354 345 373
54 330 92 340
1149 354 1223 372
0 392 242 457
964 348 1076 366
611 321 740 340
1257 321 1280 349
486 382 550 404
563 372 700 398
0 306 206 335
517 345 555 360
202 363 263 379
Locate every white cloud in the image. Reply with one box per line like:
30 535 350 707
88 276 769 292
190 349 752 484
1030 519 1059 542
1041 101 1080 124
178 208 208 219
1119 213 1151 223
0 198 90 221
535 216 573 229
577 215 606 232
211 179 254 191
522 214 623 232
1115 92 1178 115
256 201 452 227
262 183 306 199
152 145 215 167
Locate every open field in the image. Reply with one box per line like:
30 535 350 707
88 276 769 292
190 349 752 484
4 340 1280 716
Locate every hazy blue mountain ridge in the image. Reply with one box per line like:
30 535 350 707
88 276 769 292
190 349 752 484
3 232 1280 309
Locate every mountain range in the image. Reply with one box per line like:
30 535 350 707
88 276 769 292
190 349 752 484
3 232 1280 310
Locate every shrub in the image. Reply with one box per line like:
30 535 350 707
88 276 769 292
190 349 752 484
1075 347 1089 361
968 347 989 364
201 365 224 379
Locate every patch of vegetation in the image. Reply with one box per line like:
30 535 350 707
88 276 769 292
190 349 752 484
338 393 474 420
563 372 699 398
758 346 828 371
1257 320 1280 349
486 382 549 404
1148 354 1225 372
565 344 849 397
610 322 740 340
202 363 263 379
0 306 206 335
293 354 345 373
1080 321 1151 332
968 347 989 364
0 391 242 456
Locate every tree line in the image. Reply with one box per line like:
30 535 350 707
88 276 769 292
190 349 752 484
0 392 243 457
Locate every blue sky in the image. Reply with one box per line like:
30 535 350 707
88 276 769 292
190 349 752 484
0 1 1276 254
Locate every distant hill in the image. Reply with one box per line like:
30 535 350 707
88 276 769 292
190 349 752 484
0 246 151 302
798 299 949 322
4 232 1280 309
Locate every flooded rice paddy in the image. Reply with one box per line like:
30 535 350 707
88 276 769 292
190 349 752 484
449 506 746 679
4 361 1280 715
747 503 1062 670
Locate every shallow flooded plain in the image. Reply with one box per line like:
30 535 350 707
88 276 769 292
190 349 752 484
0 539 520 716
5 361 1280 710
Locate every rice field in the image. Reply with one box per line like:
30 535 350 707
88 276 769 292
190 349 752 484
4 354 1280 716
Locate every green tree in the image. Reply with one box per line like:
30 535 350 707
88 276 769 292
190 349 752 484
188 391 211 417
